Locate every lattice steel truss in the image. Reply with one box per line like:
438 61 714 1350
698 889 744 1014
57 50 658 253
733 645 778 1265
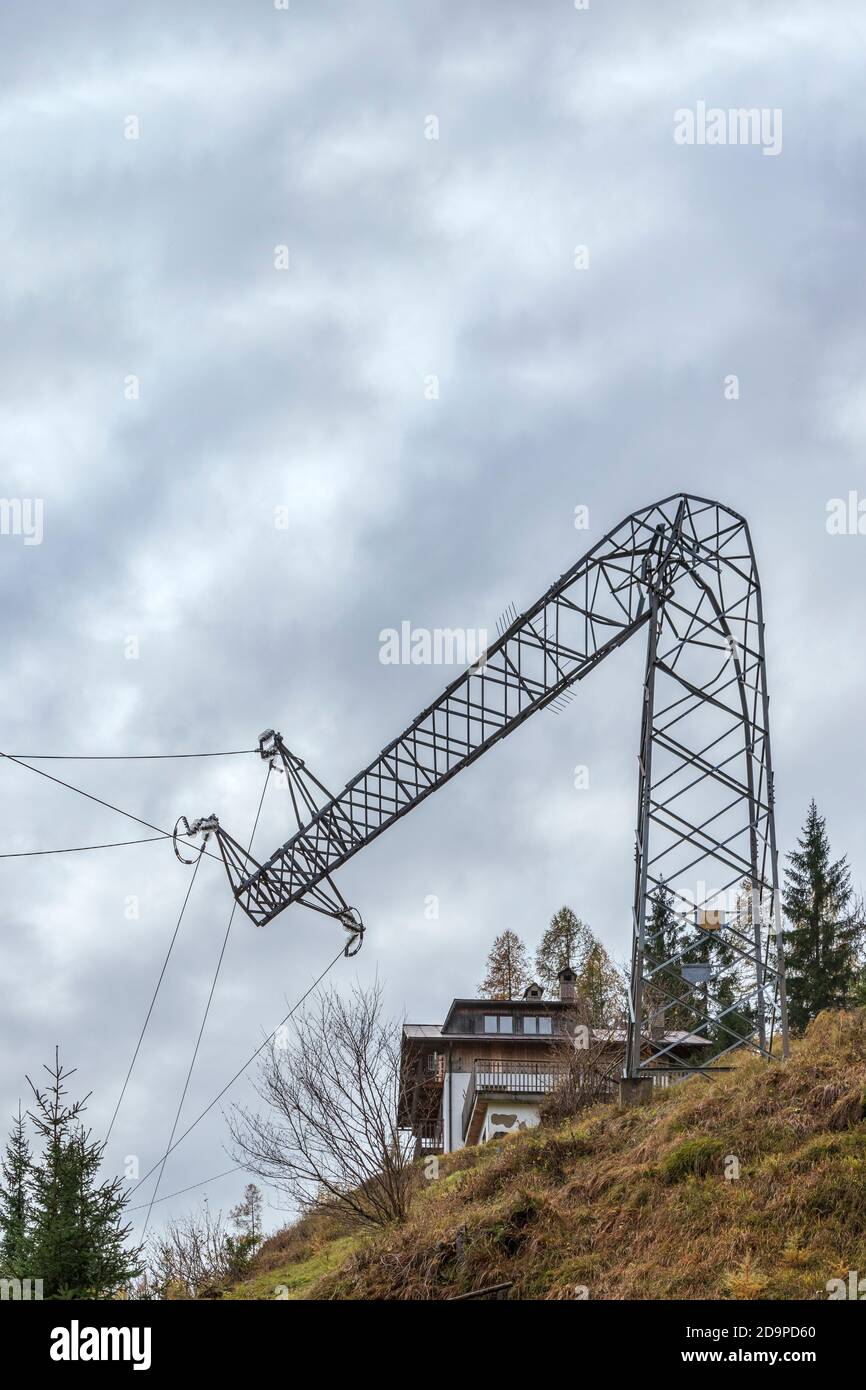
191 493 788 1072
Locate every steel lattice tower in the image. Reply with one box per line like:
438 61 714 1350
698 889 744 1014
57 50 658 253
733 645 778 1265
182 494 789 1076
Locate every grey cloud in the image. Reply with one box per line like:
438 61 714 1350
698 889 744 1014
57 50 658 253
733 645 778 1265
1 0 865 1238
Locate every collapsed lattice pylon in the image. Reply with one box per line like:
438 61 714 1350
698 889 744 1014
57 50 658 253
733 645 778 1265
179 494 789 1074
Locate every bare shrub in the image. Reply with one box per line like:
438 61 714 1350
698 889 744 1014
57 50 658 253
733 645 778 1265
228 981 414 1228
144 1204 258 1299
540 1000 624 1125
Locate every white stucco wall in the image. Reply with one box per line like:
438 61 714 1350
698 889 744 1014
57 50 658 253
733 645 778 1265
480 1102 541 1145
443 1067 471 1152
442 1060 544 1152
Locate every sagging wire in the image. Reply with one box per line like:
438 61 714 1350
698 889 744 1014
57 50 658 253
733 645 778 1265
5 749 257 761
141 766 271 1237
0 751 223 863
0 835 168 859
127 942 347 1205
105 845 207 1145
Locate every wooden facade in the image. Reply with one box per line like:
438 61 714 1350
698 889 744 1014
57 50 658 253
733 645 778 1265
401 979 710 1153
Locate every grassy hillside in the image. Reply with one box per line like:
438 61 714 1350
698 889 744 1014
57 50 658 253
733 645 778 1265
228 1011 866 1300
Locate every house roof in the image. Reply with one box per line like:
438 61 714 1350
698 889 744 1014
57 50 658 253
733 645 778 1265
401 1020 712 1048
402 1024 443 1040
441 996 574 1033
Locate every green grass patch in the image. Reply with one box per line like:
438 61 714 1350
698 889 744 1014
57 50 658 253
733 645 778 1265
660 1137 726 1183
223 1235 358 1300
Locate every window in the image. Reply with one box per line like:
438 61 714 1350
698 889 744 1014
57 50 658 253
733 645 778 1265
524 1017 538 1034
484 1015 514 1033
538 1016 552 1035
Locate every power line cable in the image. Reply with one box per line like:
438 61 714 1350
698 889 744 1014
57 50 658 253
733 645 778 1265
0 835 168 859
0 744 326 1219
127 1166 246 1212
106 847 206 1145
0 751 223 862
127 942 346 1204
0 748 336 1228
141 767 271 1237
7 750 256 761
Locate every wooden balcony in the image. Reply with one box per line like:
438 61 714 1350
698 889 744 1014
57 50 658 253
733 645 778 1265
461 1058 573 1144
413 1117 444 1160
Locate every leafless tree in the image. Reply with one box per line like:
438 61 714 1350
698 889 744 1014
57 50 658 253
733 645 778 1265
144 1202 255 1299
541 988 627 1124
228 981 414 1228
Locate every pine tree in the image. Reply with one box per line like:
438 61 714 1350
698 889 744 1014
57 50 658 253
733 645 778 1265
478 929 532 999
26 1049 142 1298
0 1103 32 1276
783 801 862 1031
534 907 594 993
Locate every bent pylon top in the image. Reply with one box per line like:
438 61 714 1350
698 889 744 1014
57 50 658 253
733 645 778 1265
197 493 789 1071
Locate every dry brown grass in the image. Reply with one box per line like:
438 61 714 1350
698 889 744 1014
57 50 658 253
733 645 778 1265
237 1011 866 1300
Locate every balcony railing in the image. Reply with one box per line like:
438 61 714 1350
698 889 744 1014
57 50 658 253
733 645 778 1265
413 1117 444 1160
461 1058 573 1141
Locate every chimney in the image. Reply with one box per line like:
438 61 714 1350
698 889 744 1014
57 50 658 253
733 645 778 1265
557 966 576 1003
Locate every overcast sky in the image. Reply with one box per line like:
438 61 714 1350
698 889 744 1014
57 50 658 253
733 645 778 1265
2 0 865 1240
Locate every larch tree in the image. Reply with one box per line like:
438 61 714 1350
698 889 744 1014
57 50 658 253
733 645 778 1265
576 940 627 1027
229 1183 264 1244
478 929 532 999
534 908 594 994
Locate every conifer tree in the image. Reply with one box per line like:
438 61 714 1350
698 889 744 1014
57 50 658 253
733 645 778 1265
478 929 532 999
643 880 691 1032
229 1182 263 1243
703 878 755 1053
26 1049 142 1298
0 1103 32 1276
783 801 862 1031
534 907 594 993
576 940 626 1026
